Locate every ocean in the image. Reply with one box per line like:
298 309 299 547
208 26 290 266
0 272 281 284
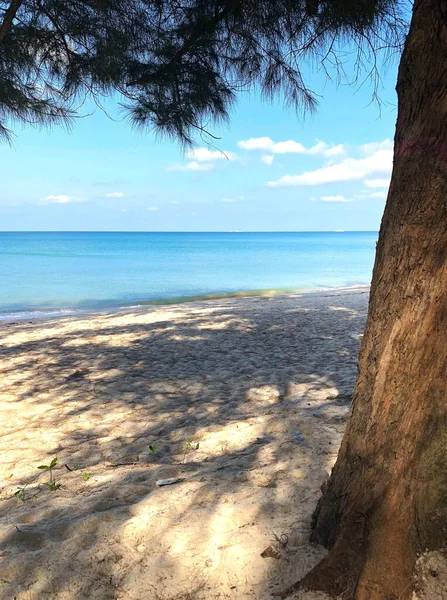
0 231 377 319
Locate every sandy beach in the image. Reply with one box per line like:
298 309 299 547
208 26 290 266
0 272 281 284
0 288 369 599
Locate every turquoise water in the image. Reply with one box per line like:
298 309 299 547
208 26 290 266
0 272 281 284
0 232 377 318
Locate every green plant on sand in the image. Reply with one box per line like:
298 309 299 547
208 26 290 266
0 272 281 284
38 457 61 491
14 484 28 502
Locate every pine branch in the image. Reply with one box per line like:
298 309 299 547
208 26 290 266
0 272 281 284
0 0 23 41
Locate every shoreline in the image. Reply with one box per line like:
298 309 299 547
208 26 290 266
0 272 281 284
0 283 370 324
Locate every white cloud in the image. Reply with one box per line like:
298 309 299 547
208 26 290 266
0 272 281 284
262 155 274 165
186 147 237 162
321 195 348 202
359 139 393 156
167 161 214 172
105 191 125 198
238 137 345 158
238 137 275 151
319 144 346 159
40 194 81 204
305 141 346 158
364 178 390 188
271 140 307 154
147 206 160 211
166 147 237 172
267 147 392 187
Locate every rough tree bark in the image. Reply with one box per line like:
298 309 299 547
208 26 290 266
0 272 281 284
285 0 447 598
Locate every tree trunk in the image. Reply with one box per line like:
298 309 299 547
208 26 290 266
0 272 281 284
285 1 447 598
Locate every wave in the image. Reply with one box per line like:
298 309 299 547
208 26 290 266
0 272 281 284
0 284 370 322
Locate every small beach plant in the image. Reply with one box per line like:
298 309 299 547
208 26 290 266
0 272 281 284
38 457 61 491
14 484 28 502
82 472 89 481
149 444 157 455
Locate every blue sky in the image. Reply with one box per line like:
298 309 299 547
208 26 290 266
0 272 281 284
1 59 398 232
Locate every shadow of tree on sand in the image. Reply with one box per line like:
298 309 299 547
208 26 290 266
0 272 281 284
0 290 368 599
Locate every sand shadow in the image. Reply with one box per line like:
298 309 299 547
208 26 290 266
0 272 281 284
0 291 368 599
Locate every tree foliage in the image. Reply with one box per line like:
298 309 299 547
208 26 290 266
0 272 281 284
0 0 409 144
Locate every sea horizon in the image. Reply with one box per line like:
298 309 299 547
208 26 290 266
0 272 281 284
1 229 379 233
0 231 377 319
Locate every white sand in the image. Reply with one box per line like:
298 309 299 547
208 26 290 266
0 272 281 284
0 288 370 599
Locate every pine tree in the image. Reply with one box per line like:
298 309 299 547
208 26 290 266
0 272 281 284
0 1 407 143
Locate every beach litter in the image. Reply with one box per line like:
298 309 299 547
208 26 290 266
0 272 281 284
155 477 185 486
